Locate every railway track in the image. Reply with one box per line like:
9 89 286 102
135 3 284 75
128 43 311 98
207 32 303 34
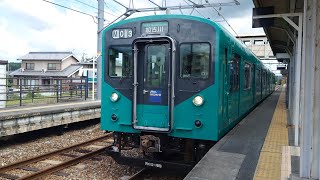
127 168 186 180
128 168 149 180
0 133 113 180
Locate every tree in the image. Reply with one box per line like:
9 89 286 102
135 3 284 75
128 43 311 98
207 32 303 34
7 62 21 71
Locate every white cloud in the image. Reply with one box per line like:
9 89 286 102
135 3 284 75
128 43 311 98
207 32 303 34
220 17 264 36
0 0 264 62
0 0 97 61
0 18 31 60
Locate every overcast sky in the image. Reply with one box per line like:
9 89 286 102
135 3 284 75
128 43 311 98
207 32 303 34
0 0 264 62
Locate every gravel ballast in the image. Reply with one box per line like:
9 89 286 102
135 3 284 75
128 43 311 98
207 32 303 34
0 121 141 179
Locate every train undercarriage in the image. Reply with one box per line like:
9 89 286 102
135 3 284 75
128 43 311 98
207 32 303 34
106 132 215 172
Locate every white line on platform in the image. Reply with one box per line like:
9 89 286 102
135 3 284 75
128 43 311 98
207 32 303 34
0 101 100 113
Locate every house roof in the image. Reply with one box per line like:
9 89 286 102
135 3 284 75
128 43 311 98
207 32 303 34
18 52 79 62
0 60 8 65
10 64 82 77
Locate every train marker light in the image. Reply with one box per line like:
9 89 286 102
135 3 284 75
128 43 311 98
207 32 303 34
110 92 119 102
193 95 204 106
111 114 118 121
195 120 202 128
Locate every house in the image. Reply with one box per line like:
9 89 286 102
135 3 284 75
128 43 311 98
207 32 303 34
10 52 82 87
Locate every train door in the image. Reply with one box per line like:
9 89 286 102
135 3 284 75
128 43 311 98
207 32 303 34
227 53 240 123
252 64 256 104
223 48 229 127
256 68 261 102
263 70 267 97
132 37 175 132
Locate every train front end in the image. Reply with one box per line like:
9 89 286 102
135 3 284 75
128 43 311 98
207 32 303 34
101 15 219 170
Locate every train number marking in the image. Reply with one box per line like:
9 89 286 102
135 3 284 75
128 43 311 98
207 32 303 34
112 29 133 39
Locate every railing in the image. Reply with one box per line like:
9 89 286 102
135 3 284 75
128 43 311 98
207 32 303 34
0 77 96 108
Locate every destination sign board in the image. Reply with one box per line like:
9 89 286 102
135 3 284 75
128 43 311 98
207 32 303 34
112 28 133 39
141 21 168 35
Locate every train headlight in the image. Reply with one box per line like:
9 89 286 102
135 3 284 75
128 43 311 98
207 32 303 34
110 92 119 102
193 95 204 106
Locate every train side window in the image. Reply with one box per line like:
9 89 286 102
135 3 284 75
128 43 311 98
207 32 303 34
229 54 240 92
180 43 210 79
108 46 132 78
244 63 251 90
251 65 255 88
257 69 261 90
262 70 266 87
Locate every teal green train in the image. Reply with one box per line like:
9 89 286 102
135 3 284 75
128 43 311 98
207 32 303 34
101 15 275 170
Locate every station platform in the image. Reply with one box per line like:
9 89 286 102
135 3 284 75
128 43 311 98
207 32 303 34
0 101 100 120
185 88 290 180
0 101 101 137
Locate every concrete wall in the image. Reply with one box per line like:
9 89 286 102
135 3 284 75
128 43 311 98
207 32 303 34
238 36 274 58
0 105 100 137
0 64 6 108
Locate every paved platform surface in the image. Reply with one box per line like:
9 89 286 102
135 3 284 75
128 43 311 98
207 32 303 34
254 90 288 180
0 101 100 120
184 89 282 180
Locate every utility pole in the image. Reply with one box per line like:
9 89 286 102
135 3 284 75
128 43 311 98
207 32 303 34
96 0 104 100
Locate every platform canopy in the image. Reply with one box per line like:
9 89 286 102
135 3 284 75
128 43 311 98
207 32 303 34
252 0 303 57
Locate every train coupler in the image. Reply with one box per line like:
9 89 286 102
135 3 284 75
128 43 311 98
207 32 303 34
140 135 161 153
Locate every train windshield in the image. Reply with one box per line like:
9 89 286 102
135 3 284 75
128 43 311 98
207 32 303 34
108 46 132 77
146 45 167 87
180 43 210 79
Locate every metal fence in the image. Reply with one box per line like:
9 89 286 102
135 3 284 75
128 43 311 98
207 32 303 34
0 77 96 108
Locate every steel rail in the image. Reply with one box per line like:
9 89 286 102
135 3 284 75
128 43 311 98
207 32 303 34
128 168 148 180
0 133 112 173
19 146 110 179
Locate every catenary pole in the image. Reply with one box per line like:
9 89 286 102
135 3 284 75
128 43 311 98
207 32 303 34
96 0 104 100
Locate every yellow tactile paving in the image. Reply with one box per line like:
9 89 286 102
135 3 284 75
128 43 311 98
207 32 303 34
254 89 288 180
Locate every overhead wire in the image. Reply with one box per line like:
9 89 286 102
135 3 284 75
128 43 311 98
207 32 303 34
205 0 240 37
72 0 119 17
182 0 206 18
104 1 124 16
186 0 216 19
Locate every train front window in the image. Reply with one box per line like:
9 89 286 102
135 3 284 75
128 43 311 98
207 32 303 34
108 46 132 77
180 43 210 79
146 45 166 87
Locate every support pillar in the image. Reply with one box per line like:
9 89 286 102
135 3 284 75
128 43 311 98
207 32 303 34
300 0 320 178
